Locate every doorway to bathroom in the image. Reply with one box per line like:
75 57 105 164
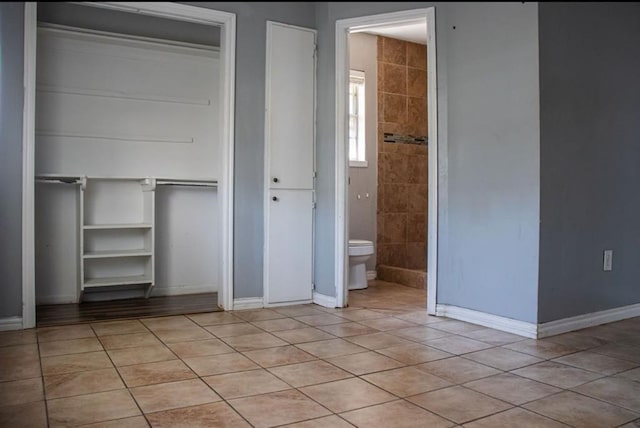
335 9 438 313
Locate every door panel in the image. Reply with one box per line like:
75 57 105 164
266 189 313 304
266 23 315 190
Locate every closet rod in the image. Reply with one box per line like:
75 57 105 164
156 181 218 187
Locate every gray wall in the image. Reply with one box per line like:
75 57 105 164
348 32 378 271
0 3 25 318
538 3 640 323
315 2 541 322
186 3 316 298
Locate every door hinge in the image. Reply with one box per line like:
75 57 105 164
312 202 316 209
312 283 316 290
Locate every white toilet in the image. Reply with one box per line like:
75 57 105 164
348 239 375 290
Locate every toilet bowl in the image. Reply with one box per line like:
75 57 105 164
348 239 374 290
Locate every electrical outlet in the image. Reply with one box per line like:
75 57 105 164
603 250 613 271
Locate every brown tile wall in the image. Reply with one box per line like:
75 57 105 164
376 36 428 273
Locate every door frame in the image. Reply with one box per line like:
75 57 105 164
21 2 236 328
335 8 438 313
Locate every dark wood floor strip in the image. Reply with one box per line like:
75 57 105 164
36 293 220 327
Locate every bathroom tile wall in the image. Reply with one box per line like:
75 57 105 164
376 36 428 276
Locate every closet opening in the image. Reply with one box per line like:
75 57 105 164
22 2 236 327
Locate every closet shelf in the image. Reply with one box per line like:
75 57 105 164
83 223 153 230
83 249 152 259
84 275 152 288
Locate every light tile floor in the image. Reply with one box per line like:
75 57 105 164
1 280 640 427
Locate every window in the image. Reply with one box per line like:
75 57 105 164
349 70 367 167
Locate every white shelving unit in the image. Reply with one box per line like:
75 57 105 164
79 177 156 301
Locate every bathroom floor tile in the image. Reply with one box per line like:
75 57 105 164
0 377 44 407
203 369 291 399
464 373 561 405
294 314 348 326
47 390 140 427
415 357 501 384
107 344 177 367
222 332 288 352
152 327 214 343
99 332 161 350
341 399 453 428
130 378 221 414
299 378 396 413
0 330 37 347
327 351 405 375
41 351 113 376
429 319 488 334
242 345 316 367
573 377 640 412
523 391 638 428
553 350 639 375
344 332 413 350
140 316 195 331
459 328 527 346
376 343 452 364
335 309 388 322
359 317 418 331
0 401 47 428
166 338 234 358
251 318 308 332
295 338 368 358
281 415 354 428
463 347 543 371
316 322 379 337
186 312 244 326
425 336 494 355
39 337 103 357
146 402 250 428
233 309 286 322
205 323 264 338
503 339 579 359
229 390 331 428
388 325 451 341
407 385 512 424
117 359 196 387
512 361 603 389
44 368 124 399
272 327 336 344
362 366 452 397
268 360 353 387
91 320 148 336
273 305 326 318
183 352 259 376
37 324 95 342
463 407 570 428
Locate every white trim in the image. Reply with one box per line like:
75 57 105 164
335 8 438 311
349 160 369 168
264 300 313 308
436 304 538 339
538 303 640 338
22 3 237 323
312 291 337 309
0 317 24 332
425 8 439 315
232 297 264 311
366 270 377 281
22 3 37 330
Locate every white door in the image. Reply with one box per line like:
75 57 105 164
264 22 316 305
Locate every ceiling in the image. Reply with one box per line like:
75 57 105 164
356 20 427 45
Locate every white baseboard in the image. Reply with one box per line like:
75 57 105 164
436 304 537 339
152 285 217 297
538 302 640 338
313 291 337 308
232 297 264 311
0 317 24 331
366 270 377 281
264 300 313 308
